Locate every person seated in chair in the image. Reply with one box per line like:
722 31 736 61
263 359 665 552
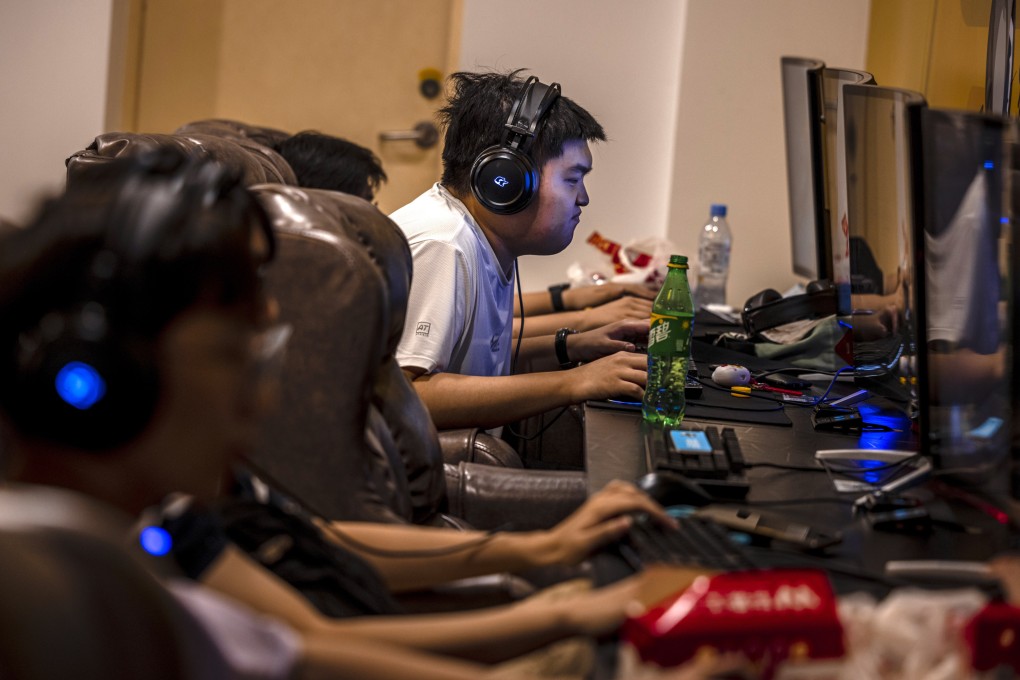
0 149 741 679
390 70 651 431
273 128 654 335
274 130 388 202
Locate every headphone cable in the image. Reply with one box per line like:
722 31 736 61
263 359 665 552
507 258 569 442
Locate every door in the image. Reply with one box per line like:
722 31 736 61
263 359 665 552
113 0 459 213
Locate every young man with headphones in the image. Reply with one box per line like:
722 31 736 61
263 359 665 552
392 70 650 430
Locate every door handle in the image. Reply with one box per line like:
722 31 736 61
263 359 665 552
379 121 439 149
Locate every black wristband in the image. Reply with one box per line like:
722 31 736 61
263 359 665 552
555 328 579 369
548 283 571 312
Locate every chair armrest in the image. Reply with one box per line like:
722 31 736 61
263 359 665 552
437 428 524 467
444 462 588 532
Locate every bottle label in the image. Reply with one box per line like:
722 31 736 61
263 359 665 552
648 313 693 356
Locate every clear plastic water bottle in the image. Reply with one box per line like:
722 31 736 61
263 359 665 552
697 203 732 307
642 254 695 426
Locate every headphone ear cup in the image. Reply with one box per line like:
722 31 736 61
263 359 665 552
470 146 539 215
741 288 783 336
9 314 159 451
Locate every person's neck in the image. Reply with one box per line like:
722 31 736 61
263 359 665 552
446 185 517 276
7 443 159 518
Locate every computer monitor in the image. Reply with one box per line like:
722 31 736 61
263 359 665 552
914 107 1015 492
841 84 926 393
985 0 1015 116
781 57 875 283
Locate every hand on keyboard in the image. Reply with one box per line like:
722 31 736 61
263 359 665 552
620 512 760 572
539 480 678 566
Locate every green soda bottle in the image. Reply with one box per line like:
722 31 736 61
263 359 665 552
642 254 695 426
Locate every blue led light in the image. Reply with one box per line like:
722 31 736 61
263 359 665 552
54 362 106 410
984 161 994 169
1002 217 1010 224
139 526 173 556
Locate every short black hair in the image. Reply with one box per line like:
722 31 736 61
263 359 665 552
274 131 387 201
0 148 273 389
438 69 606 196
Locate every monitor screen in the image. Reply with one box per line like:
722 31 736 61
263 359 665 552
915 107 1013 489
985 0 1015 116
782 57 827 281
782 57 874 283
841 84 926 394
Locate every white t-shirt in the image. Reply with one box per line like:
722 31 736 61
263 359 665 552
391 183 515 377
925 170 1000 353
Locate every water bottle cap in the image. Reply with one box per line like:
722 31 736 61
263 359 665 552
710 204 727 217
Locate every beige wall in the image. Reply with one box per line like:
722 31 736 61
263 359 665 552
667 1 871 307
460 1 872 307
0 1 114 225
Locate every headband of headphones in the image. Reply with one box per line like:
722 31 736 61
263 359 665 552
501 76 562 154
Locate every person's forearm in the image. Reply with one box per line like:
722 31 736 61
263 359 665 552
202 547 576 668
321 522 560 592
518 290 557 316
513 311 584 337
411 371 578 429
316 599 575 663
299 633 532 680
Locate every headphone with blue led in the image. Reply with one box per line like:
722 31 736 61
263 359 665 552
469 75 561 215
6 149 263 451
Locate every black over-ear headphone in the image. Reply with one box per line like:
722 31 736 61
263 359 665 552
470 76 561 215
741 279 838 338
6 149 257 451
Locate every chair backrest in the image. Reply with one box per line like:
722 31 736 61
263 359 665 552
0 486 229 680
174 118 291 149
250 218 414 522
252 185 447 523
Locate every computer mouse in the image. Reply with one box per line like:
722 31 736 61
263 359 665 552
636 471 714 507
712 364 751 387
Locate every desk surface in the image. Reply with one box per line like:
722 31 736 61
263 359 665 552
583 399 1016 590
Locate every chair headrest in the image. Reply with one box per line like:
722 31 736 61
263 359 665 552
66 131 297 188
252 185 412 357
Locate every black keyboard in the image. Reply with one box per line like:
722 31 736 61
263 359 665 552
644 425 750 499
619 512 761 571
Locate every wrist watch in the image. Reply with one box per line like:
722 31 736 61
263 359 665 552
548 283 571 312
555 328 579 369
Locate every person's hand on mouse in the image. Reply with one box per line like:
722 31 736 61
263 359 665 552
531 480 678 567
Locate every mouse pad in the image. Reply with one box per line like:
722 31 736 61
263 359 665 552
684 386 791 426
591 381 792 426
590 340 796 426
687 340 794 426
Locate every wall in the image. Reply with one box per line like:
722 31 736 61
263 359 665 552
127 0 457 214
0 0 871 307
668 1 871 307
868 0 1000 111
0 1 114 225
460 0 871 307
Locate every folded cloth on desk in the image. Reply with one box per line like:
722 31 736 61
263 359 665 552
753 316 847 373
